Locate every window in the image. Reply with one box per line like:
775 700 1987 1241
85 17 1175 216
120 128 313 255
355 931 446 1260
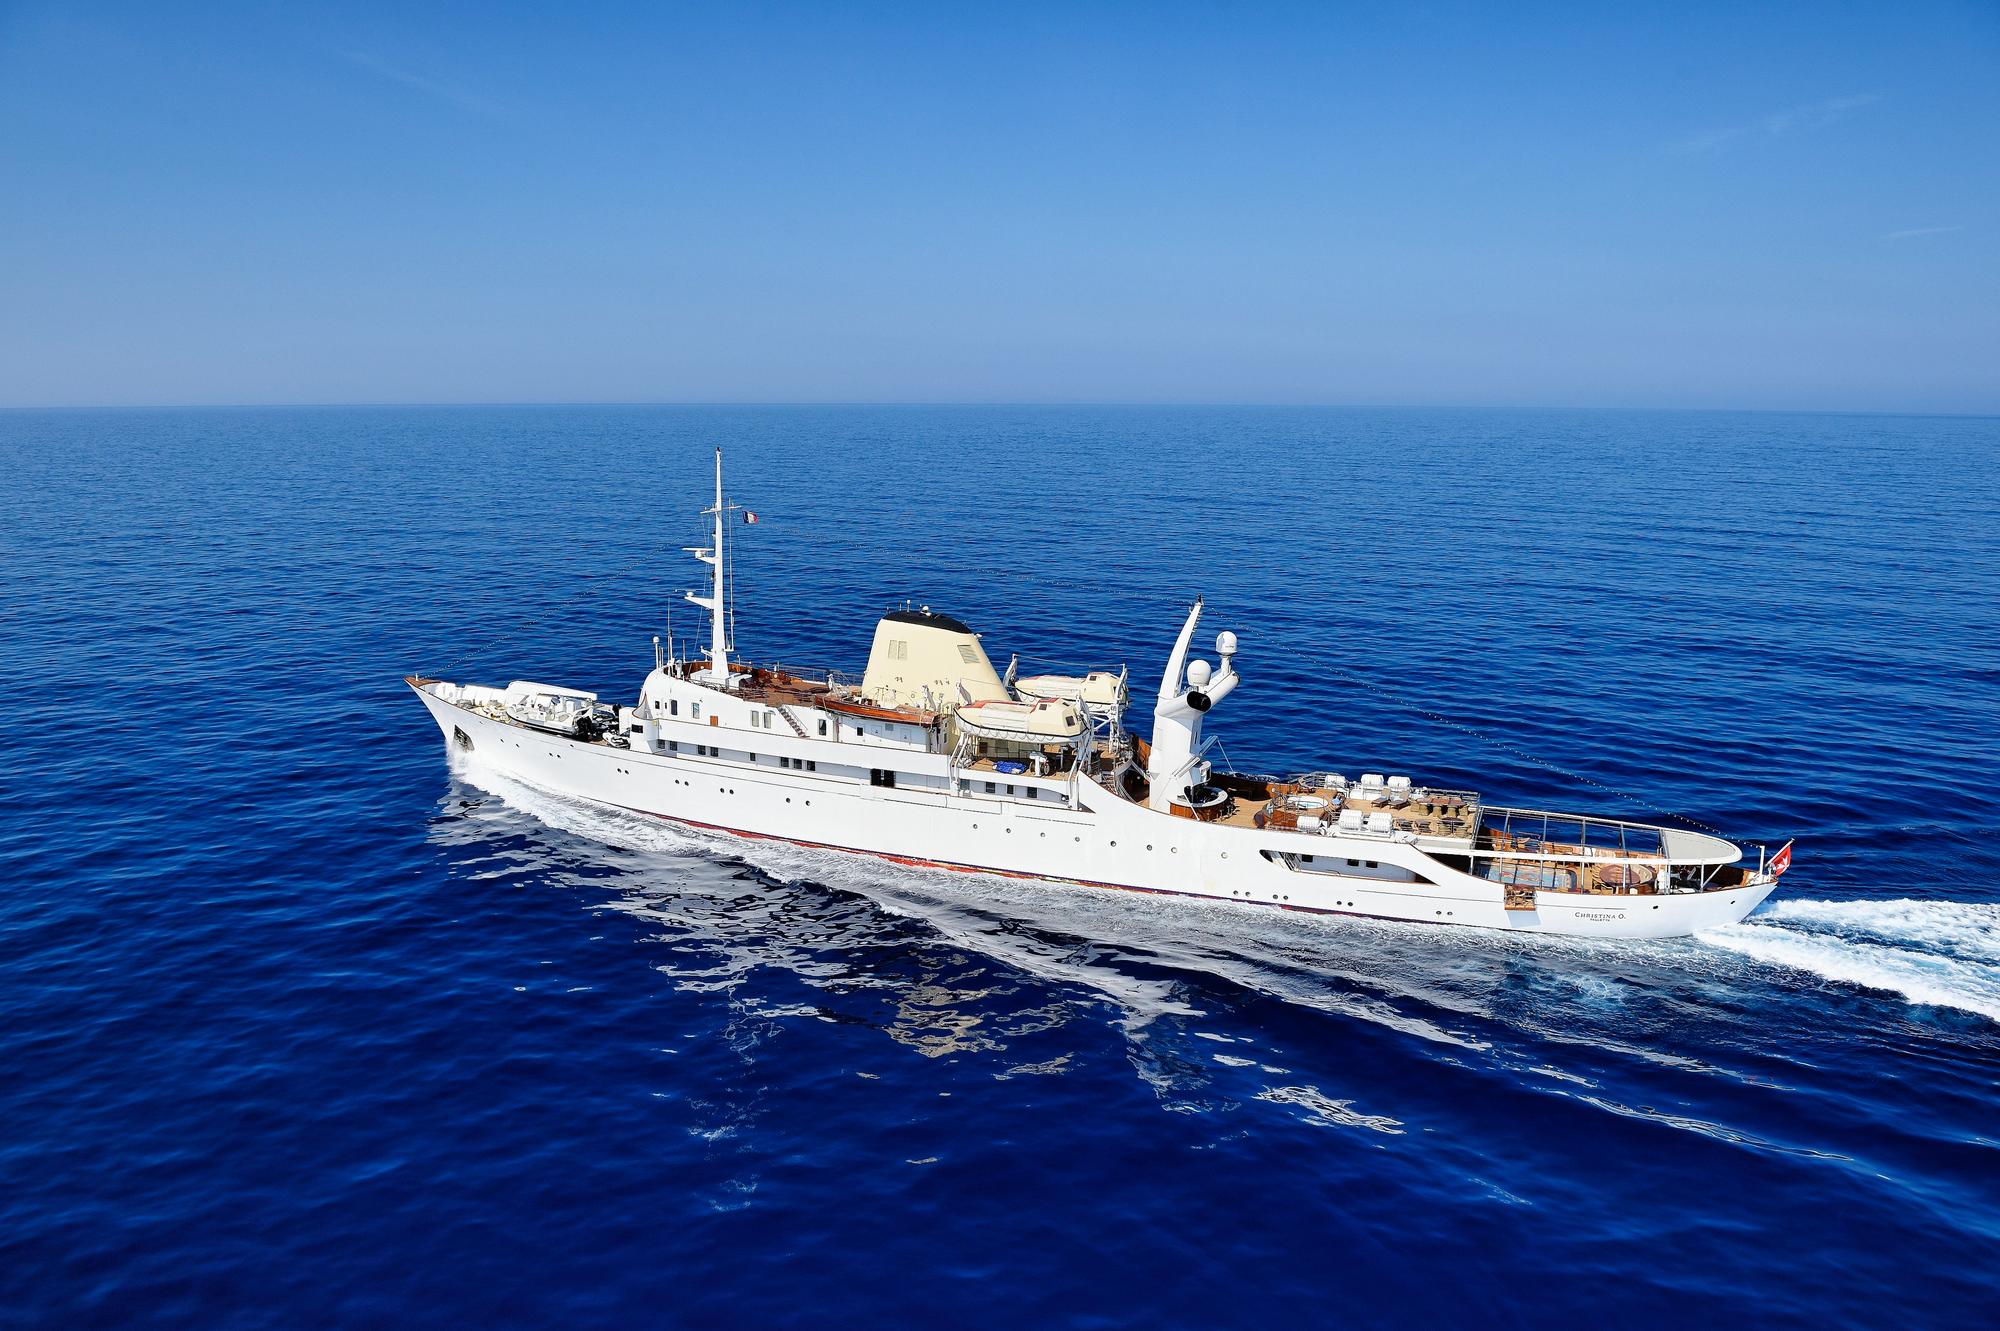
668 741 678 752
764 711 775 729
1347 858 1360 866
750 713 761 729
806 760 816 771
691 703 701 721
1005 784 1015 795
749 753 756 762
817 720 828 736
985 781 995 793
870 769 897 788
1025 788 1037 800
1365 860 1378 869
669 699 679 716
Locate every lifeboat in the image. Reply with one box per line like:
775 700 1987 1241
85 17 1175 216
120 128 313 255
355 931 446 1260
1013 671 1127 711
820 695 937 726
954 697 1087 743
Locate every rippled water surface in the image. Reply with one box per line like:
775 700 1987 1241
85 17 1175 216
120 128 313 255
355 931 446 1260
4 406 1998 1328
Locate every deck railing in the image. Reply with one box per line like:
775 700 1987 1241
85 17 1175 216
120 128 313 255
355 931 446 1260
1477 805 1668 860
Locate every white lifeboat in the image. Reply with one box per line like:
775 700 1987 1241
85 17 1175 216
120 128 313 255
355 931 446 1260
1013 671 1127 711
954 697 1087 744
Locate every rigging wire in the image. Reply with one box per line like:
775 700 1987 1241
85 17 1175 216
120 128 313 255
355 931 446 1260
1282 649 1728 836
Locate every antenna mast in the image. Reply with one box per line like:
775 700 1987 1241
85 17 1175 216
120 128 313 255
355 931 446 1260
683 447 733 686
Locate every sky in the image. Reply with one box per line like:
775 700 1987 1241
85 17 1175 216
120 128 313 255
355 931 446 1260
1 1 1995 411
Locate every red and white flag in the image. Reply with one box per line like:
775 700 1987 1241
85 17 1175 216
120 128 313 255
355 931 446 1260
1769 840 1794 878
743 511 758 524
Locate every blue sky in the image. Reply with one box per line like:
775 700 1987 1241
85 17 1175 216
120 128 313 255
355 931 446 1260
1 1 1995 411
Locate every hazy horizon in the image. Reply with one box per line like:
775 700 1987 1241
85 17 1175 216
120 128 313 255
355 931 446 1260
3 2 1996 414
5 400 1998 419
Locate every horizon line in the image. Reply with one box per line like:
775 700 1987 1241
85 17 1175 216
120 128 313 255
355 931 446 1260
3 399 1997 420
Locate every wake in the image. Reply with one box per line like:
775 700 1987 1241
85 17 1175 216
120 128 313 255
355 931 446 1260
1699 898 2000 1023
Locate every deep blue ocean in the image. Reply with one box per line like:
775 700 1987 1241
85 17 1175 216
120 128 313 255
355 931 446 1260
4 405 1998 1329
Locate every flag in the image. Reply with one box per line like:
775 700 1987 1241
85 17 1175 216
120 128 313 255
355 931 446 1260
743 511 758 524
1769 840 1794 878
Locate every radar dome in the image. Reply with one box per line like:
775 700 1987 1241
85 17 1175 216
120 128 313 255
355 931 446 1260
1216 630 1237 655
1186 659 1212 687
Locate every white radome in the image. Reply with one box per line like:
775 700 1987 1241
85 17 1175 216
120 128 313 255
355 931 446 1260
407 450 1788 939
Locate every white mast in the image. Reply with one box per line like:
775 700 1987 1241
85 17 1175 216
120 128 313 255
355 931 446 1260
683 447 733 687
1145 598 1240 811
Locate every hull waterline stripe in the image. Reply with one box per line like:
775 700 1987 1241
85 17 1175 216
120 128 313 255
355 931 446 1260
597 797 1451 925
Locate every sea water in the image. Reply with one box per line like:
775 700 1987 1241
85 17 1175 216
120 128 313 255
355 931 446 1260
2 405 1996 1328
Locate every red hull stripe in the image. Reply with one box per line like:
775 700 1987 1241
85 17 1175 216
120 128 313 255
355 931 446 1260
603 799 1363 919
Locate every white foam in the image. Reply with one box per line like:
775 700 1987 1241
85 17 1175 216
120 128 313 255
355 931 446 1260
1700 899 2000 1023
1750 898 2000 964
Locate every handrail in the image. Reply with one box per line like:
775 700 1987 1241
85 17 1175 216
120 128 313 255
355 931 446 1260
1471 846 1671 866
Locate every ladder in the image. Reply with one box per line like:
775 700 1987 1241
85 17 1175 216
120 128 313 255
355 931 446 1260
777 704 809 739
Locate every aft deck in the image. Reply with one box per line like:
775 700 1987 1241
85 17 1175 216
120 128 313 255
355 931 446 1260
1182 770 1754 897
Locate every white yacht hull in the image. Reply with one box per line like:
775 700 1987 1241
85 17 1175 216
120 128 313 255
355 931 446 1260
412 684 1775 940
